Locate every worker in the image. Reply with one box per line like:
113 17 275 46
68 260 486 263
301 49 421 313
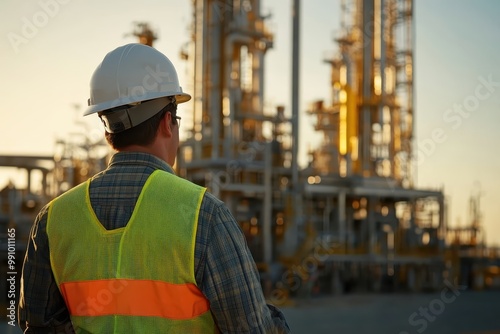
18 43 290 333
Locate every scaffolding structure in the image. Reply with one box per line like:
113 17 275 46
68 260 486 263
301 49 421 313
177 0 293 272
175 0 451 295
0 132 108 247
300 0 448 293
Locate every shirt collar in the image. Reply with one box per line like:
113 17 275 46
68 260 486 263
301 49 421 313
107 151 175 174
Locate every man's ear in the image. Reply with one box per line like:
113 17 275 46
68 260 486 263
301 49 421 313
160 112 173 138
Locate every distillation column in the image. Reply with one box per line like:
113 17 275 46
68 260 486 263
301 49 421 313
180 0 287 267
309 0 414 186
190 0 273 160
304 0 446 293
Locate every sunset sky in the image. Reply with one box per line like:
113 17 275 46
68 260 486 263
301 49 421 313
1 0 499 246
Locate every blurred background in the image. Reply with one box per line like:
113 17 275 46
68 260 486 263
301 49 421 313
1 0 500 333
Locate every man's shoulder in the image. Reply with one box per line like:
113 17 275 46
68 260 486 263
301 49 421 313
202 190 224 207
49 181 88 206
154 170 200 184
198 190 229 222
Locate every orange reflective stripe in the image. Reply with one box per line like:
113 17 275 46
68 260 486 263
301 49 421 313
60 279 210 320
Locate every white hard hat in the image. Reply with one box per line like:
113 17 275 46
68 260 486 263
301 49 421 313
84 43 191 116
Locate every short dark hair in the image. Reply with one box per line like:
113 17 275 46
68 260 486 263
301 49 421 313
105 102 177 150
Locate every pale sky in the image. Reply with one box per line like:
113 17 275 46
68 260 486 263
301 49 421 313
1 0 499 246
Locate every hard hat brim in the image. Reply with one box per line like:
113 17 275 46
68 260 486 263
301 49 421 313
84 92 191 116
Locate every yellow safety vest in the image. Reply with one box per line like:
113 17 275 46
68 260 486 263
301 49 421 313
47 170 217 333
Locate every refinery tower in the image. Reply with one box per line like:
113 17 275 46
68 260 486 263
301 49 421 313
176 0 446 295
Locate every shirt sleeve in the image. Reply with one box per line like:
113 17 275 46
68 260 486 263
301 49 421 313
196 195 290 334
18 205 75 333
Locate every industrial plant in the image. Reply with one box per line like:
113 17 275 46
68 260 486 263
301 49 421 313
1 0 499 309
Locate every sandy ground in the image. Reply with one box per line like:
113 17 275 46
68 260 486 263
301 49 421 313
1 290 499 333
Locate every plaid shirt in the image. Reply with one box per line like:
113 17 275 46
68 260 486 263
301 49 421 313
18 152 290 333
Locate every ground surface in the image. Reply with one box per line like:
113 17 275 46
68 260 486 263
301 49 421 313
280 290 500 334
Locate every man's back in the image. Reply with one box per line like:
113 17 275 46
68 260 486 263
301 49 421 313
19 151 290 333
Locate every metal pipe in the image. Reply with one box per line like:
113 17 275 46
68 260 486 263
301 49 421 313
291 0 300 188
209 0 222 159
338 190 346 244
263 142 273 264
362 0 374 176
284 0 301 256
194 0 206 141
